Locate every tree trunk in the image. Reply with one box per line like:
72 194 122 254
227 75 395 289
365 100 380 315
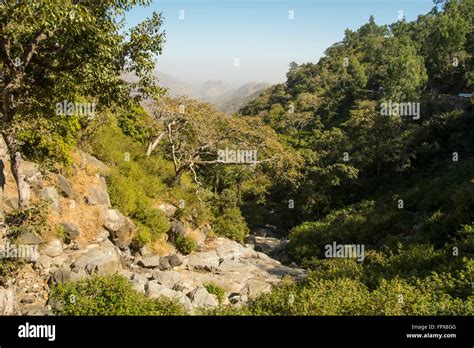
146 132 165 157
2 133 30 208
170 166 187 187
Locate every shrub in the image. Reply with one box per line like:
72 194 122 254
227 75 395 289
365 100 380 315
4 202 48 239
49 275 184 316
213 207 249 242
174 235 196 255
204 283 225 305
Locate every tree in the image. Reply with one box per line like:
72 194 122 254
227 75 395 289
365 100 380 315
0 0 165 213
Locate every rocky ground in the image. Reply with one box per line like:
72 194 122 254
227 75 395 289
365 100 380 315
0 149 305 315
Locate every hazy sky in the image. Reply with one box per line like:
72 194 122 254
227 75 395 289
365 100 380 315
125 0 434 85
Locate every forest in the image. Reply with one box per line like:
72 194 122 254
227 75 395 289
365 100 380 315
0 0 473 316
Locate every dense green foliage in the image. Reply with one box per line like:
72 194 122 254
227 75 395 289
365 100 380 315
49 275 184 316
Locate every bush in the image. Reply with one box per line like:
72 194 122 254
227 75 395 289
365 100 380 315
213 207 249 242
49 275 184 315
4 202 48 239
204 283 225 305
174 235 196 255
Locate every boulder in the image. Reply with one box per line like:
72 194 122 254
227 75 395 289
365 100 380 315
86 186 111 207
71 242 122 276
145 281 178 299
49 269 72 285
59 222 81 241
137 256 161 269
159 257 171 270
168 254 184 267
186 250 220 271
39 187 60 212
188 287 218 308
157 203 177 218
215 238 256 260
35 255 53 270
241 278 272 299
80 152 107 172
104 209 134 249
168 221 186 241
56 174 75 198
39 239 63 257
153 270 181 288
0 287 20 315
131 273 149 294
18 233 43 245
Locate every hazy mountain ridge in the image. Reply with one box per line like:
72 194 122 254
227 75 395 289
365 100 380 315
155 71 269 114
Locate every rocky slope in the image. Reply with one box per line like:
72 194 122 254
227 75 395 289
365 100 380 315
0 149 305 315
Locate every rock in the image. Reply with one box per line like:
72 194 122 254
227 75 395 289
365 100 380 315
80 152 107 172
139 245 153 257
215 238 256 260
137 256 161 269
35 255 53 270
241 278 272 299
173 282 194 294
18 233 43 245
59 222 81 241
20 160 41 183
5 197 19 209
131 273 149 294
153 270 181 288
145 281 178 299
168 221 186 240
104 209 134 249
71 242 122 276
159 257 171 270
94 230 110 243
23 305 52 316
188 287 218 308
157 203 177 218
168 254 184 267
56 174 75 198
86 186 111 207
39 239 63 257
0 288 20 315
49 269 71 285
175 292 193 312
186 250 220 271
39 187 60 212
218 259 254 273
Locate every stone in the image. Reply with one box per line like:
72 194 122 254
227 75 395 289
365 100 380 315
49 269 71 285
80 152 107 172
39 187 60 212
86 186 111 207
153 270 181 288
18 233 43 245
35 255 53 270
139 245 153 257
0 287 20 315
39 239 63 257
94 230 110 243
71 242 122 276
168 221 186 240
175 292 193 312
173 282 194 294
145 281 178 299
56 174 75 198
137 256 161 269
241 278 272 299
186 250 220 271
59 222 81 241
159 257 171 270
157 203 177 218
104 209 134 249
131 273 149 294
188 287 218 308
168 254 184 267
215 238 256 260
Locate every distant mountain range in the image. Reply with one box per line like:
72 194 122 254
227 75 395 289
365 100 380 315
155 71 269 114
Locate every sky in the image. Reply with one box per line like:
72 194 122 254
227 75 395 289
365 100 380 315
124 0 435 85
